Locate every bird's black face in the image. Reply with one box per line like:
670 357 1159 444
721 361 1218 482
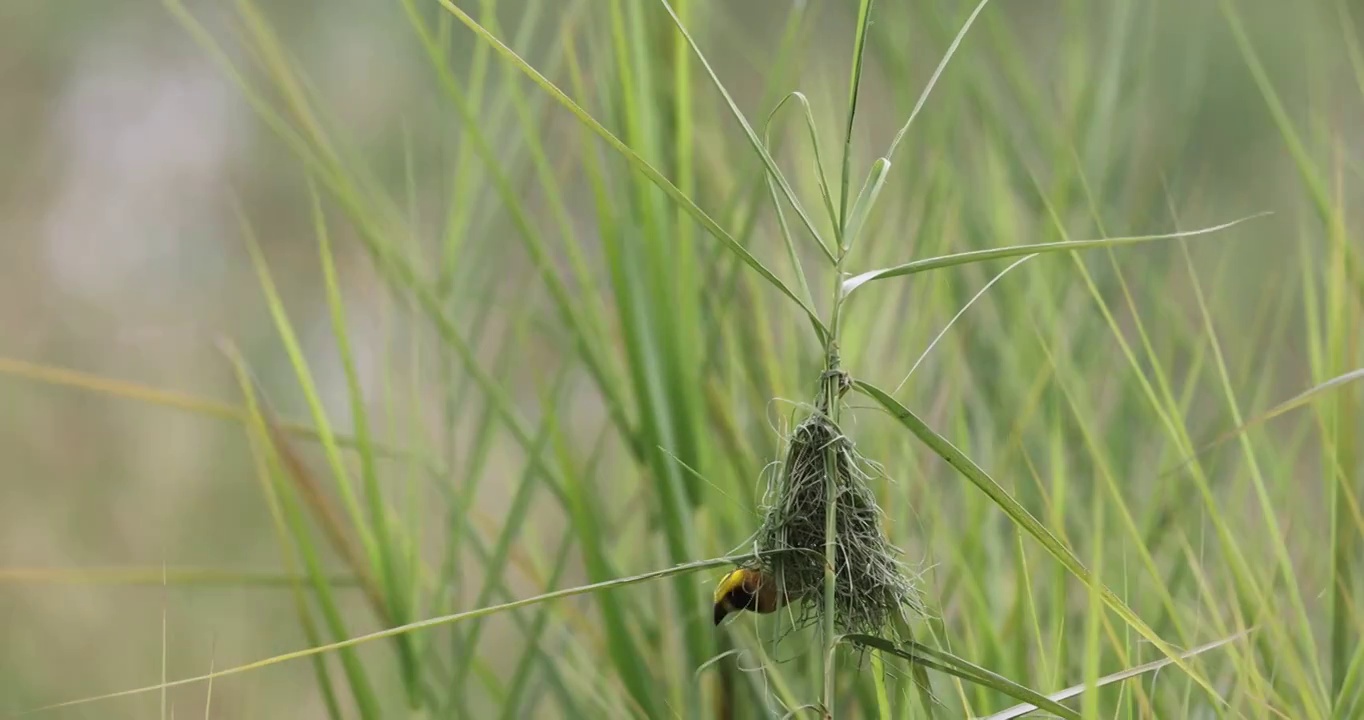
713 586 758 625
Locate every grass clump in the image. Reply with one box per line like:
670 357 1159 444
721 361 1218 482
749 394 921 637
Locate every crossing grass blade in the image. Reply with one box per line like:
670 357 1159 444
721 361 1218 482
433 0 828 341
978 632 1249 720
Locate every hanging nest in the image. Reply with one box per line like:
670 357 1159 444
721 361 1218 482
748 405 921 636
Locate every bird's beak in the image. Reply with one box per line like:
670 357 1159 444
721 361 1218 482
713 602 729 625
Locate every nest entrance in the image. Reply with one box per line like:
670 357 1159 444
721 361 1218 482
750 408 919 636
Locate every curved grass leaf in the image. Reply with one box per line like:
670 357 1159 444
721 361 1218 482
845 634 1080 720
763 91 838 253
655 0 832 262
852 379 1222 701
841 212 1270 297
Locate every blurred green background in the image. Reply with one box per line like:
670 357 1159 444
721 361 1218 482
2 0 1361 718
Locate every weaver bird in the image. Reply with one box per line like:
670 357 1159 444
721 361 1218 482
713 566 787 625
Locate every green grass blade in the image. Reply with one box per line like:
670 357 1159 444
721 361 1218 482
847 634 1081 720
310 182 421 706
433 0 827 339
840 0 876 236
884 0 991 163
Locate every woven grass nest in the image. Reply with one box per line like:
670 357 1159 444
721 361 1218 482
748 403 921 636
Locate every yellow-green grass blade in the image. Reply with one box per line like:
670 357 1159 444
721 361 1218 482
547 398 664 718
979 632 1249 720
761 93 829 306
240 217 377 562
841 213 1268 297
20 556 746 715
226 345 381 720
0 567 361 588
842 157 892 256
0 356 420 464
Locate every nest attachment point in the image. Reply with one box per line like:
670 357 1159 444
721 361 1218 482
750 408 921 636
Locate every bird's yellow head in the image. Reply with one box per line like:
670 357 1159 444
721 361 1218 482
713 566 784 625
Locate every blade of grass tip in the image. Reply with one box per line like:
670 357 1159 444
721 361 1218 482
841 213 1270 297
884 0 991 163
978 631 1251 720
846 635 1081 720
239 212 379 556
434 0 827 341
839 0 875 238
842 157 891 254
21 556 750 716
851 379 1223 699
764 92 839 242
893 254 1036 395
762 95 835 302
653 0 832 262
